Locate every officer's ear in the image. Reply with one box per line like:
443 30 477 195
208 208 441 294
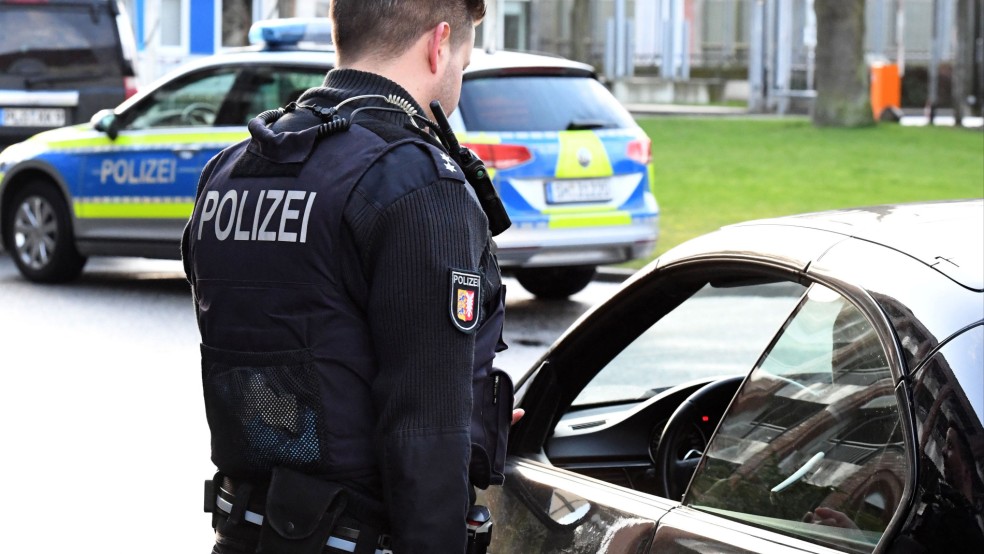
427 22 453 74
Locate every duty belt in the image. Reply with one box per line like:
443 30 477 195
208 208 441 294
214 494 393 554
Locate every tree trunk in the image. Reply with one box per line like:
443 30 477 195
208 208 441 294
222 0 253 47
953 0 978 123
812 0 874 127
571 0 592 63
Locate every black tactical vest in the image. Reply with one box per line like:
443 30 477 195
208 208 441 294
186 115 510 490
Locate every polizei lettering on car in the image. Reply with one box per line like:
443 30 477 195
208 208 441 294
197 189 317 243
99 158 178 185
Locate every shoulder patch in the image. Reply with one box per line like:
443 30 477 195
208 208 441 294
424 142 467 183
449 268 482 334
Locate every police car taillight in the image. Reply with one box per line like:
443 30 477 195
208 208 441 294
463 143 532 170
627 138 652 166
124 76 138 99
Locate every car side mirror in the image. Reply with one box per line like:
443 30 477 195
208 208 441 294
91 109 119 140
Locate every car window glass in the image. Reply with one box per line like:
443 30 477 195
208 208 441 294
573 281 805 406
125 68 239 130
687 284 905 554
906 325 984 550
0 4 125 81
458 75 637 132
935 325 983 424
238 68 326 125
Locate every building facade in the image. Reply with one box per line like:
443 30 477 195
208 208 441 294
123 1 978 110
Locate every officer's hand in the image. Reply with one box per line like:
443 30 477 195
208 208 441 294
511 409 525 425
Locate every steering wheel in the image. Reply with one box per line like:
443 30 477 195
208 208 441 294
654 376 743 501
181 102 216 125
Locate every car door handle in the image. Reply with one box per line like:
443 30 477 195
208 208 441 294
175 147 201 160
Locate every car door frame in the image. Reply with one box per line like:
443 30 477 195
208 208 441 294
501 232 919 553
648 260 918 553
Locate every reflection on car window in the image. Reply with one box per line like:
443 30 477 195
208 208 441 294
573 281 805 406
126 69 238 129
903 325 984 550
687 284 905 554
237 67 326 125
458 75 637 132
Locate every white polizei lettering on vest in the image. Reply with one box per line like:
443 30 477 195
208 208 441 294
197 190 220 239
278 190 306 242
257 190 283 241
300 192 317 243
215 190 237 240
198 189 315 242
234 190 251 241
251 190 266 241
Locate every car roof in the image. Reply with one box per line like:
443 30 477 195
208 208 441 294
190 47 335 68
733 200 984 290
656 199 983 292
194 44 594 77
465 48 596 78
118 44 597 115
113 48 333 113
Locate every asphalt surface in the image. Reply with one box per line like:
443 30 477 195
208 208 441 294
0 253 623 553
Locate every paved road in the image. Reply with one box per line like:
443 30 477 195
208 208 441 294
0 254 620 552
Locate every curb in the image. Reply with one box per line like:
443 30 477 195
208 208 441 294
625 104 749 117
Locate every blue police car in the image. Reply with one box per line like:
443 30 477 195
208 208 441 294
0 19 658 298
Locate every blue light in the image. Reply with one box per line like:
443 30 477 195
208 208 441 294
248 18 332 47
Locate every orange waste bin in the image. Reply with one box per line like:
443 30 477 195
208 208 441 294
870 62 902 120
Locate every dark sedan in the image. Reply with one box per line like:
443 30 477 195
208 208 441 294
485 199 983 553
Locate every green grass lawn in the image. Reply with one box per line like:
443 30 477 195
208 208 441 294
631 116 984 267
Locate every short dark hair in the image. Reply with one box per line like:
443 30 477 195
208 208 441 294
331 0 485 63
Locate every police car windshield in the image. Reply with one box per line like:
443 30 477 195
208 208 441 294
457 75 636 132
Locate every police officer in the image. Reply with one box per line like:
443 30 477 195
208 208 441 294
182 1 515 553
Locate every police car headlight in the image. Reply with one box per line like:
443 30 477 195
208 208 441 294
0 140 45 169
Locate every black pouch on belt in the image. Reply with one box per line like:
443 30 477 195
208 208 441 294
258 467 348 554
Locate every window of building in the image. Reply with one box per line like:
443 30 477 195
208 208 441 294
160 0 184 48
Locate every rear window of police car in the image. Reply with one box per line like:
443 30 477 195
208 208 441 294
0 2 128 85
457 75 636 132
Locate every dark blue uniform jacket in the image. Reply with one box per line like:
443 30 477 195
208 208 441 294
182 69 509 554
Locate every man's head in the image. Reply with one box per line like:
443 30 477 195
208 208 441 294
330 0 485 118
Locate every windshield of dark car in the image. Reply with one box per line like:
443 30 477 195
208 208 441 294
457 74 637 132
0 4 125 84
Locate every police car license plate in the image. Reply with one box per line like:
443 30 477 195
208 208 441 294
546 179 612 204
1 107 67 127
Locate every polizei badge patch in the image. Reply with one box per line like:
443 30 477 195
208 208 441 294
449 269 482 334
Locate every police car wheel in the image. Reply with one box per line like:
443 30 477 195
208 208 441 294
5 182 86 283
514 266 596 299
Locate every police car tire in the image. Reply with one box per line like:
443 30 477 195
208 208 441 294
6 181 86 283
514 266 596 299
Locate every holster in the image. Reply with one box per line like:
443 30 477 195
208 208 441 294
258 467 348 554
470 285 513 489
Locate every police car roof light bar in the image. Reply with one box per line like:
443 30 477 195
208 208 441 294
248 18 333 48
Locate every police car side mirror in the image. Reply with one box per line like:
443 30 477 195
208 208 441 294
91 109 119 140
